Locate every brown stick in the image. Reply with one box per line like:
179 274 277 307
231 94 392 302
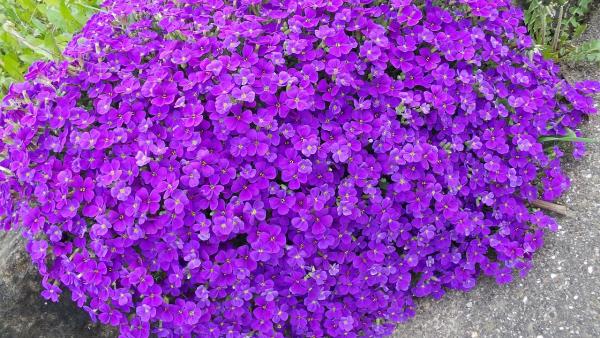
531 199 568 216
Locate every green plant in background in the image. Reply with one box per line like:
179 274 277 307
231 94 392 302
0 0 101 98
523 0 600 61
566 39 600 62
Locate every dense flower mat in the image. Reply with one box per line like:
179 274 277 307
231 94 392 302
0 0 598 337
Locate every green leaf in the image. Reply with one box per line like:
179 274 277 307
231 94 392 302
565 39 600 62
58 0 83 30
20 0 37 10
573 23 587 39
541 46 559 61
43 31 62 56
42 0 61 7
0 53 23 80
539 128 596 143
539 135 596 143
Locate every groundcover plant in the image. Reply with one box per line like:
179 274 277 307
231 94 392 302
0 0 598 337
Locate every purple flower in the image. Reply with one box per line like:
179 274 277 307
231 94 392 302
111 182 131 201
41 279 61 302
360 41 381 61
212 215 234 236
331 143 351 163
206 59 223 75
269 191 296 215
339 316 355 332
29 240 48 261
73 176 95 202
325 31 356 57
151 82 178 107
243 200 266 222
136 304 155 322
215 94 233 114
232 85 255 103
181 164 201 188
284 86 310 111
253 224 285 254
224 109 252 133
1 0 598 337
164 189 188 214
115 77 140 95
81 260 107 285
402 143 424 163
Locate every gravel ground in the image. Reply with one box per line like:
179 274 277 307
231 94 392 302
393 8 600 338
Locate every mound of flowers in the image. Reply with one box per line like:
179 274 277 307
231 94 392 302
0 0 598 336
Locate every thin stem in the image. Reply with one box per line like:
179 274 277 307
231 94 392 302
68 248 81 261
0 165 14 177
540 7 546 46
531 199 567 216
73 1 109 14
551 5 564 52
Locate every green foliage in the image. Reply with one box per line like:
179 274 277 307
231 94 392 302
565 39 600 62
523 0 600 61
0 0 101 98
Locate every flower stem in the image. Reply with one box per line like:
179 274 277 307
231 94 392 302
532 199 567 216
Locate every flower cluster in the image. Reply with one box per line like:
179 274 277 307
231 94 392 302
0 0 598 337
